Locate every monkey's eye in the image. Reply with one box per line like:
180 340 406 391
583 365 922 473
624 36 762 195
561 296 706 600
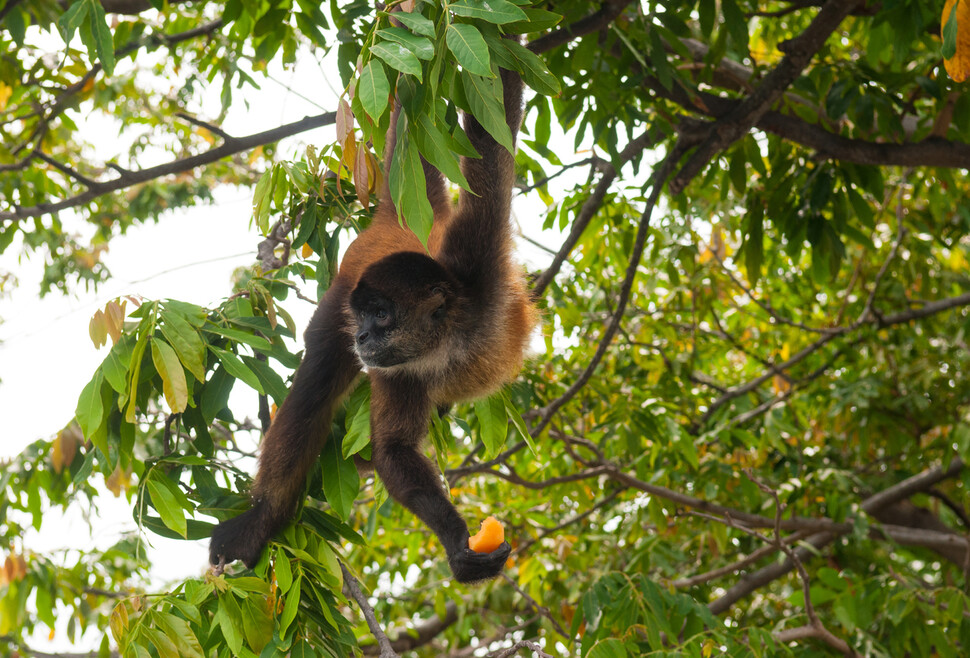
375 308 388 320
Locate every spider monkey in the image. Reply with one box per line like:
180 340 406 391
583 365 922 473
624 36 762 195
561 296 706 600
209 62 535 583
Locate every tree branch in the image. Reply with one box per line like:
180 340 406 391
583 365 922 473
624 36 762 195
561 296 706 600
0 112 335 223
528 0 637 54
532 129 657 297
708 458 965 614
669 0 864 194
341 564 400 658
360 602 460 655
532 142 689 437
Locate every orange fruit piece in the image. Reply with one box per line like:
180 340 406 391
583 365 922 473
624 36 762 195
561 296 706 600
468 516 504 553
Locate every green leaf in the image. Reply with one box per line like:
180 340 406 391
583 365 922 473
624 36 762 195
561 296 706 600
241 355 289 406
240 597 274 653
5 6 26 45
357 60 390 121
415 113 471 190
461 71 514 152
143 626 179 658
342 381 372 458
200 365 234 424
451 0 527 24
57 0 88 41
215 594 244 656
743 207 764 286
275 546 294 593
588 638 629 658
279 576 301 639
162 299 208 326
146 476 188 538
392 11 436 37
209 346 265 394
151 338 189 413
498 38 560 96
370 41 423 79
389 123 434 245
321 435 359 522
75 370 106 440
475 393 508 458
124 317 152 422
86 0 116 75
944 1 960 59
446 23 493 77
721 0 749 52
377 27 433 60
152 612 204 658
503 7 562 33
502 389 537 456
253 168 273 234
158 311 206 381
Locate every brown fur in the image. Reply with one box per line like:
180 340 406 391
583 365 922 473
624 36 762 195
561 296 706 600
210 62 534 583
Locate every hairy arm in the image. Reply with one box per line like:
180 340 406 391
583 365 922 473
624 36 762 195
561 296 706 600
369 372 510 582
209 282 360 568
439 66 524 296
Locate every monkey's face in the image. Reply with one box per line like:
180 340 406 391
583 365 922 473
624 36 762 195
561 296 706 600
349 253 456 371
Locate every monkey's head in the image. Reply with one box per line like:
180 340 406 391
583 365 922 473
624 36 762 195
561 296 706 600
349 251 458 371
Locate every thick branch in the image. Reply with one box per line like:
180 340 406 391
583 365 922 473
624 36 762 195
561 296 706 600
528 0 636 54
669 0 864 194
649 70 970 170
708 458 965 614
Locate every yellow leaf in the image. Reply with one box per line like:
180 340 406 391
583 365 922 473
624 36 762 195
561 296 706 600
943 0 970 82
151 338 188 413
301 243 313 258
51 428 80 473
341 132 357 173
354 145 370 210
105 464 132 497
104 299 126 344
0 82 11 112
335 98 353 144
89 309 108 348
109 602 129 644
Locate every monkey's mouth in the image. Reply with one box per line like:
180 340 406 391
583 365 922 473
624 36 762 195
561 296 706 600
355 344 406 370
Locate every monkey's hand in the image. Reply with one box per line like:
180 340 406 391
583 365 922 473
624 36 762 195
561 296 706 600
209 504 273 569
447 541 512 583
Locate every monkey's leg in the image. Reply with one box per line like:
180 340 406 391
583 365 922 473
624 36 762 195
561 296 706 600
369 374 510 583
209 283 360 568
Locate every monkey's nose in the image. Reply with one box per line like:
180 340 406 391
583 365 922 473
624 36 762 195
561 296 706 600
355 330 370 345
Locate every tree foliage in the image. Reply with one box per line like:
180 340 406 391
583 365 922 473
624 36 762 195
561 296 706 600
3 0 970 657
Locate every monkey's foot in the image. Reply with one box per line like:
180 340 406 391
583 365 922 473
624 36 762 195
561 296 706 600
209 507 271 569
448 540 511 583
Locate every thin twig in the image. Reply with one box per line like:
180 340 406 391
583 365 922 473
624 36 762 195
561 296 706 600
532 142 688 437
489 640 555 658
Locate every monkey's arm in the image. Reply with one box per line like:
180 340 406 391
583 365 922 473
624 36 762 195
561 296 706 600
209 283 360 568
439 66 524 292
369 373 510 583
